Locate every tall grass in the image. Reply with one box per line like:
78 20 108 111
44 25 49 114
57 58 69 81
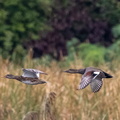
0 57 119 120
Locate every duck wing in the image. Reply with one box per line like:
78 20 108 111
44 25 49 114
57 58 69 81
79 71 101 90
90 79 103 92
22 68 47 78
79 74 92 89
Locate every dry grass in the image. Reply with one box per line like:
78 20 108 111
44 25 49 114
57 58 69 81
0 57 120 120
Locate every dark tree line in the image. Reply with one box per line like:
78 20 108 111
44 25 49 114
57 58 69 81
25 0 116 59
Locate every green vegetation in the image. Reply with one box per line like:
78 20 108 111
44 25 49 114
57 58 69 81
0 0 120 62
105 40 120 61
0 0 52 60
65 38 120 67
77 43 106 66
65 39 105 66
112 24 120 39
97 0 120 25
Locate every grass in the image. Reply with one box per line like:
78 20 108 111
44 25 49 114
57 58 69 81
0 57 119 120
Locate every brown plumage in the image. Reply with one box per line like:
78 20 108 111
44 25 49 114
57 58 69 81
5 68 48 85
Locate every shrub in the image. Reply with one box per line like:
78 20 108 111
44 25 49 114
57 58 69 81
66 38 79 61
0 0 52 61
65 38 106 66
27 0 114 59
96 0 120 25
112 24 120 39
77 43 106 66
105 40 120 62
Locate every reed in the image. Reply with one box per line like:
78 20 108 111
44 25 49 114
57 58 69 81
0 58 119 120
45 92 56 120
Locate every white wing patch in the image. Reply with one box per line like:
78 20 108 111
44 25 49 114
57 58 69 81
36 72 40 78
94 72 100 74
93 71 100 79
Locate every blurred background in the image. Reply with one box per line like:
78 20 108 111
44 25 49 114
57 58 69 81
0 0 120 120
0 0 120 66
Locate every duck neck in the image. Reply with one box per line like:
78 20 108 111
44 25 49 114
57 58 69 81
78 69 86 74
65 69 86 74
70 69 86 74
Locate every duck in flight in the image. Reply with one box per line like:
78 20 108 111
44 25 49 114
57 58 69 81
64 67 113 92
5 68 48 85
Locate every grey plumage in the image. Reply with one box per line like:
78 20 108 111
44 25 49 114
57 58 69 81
90 79 103 92
64 67 112 92
22 68 47 78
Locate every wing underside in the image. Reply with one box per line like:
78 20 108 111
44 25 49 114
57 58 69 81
90 79 103 92
79 76 92 89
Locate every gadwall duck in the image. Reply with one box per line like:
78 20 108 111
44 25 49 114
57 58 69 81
64 67 113 92
5 68 48 85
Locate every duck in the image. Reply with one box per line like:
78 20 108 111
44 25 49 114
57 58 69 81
64 67 113 92
5 68 48 85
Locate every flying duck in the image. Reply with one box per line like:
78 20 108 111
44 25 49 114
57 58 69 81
64 67 113 92
5 68 48 85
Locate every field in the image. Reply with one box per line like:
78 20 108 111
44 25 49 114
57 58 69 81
0 58 120 120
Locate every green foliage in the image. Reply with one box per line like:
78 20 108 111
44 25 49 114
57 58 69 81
97 0 120 25
77 43 106 66
66 38 106 66
58 38 79 67
105 40 120 61
66 38 79 61
0 0 53 60
11 45 27 63
0 0 120 63
112 24 120 38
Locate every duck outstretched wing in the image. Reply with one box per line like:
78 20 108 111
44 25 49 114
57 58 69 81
22 68 47 78
90 79 103 92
